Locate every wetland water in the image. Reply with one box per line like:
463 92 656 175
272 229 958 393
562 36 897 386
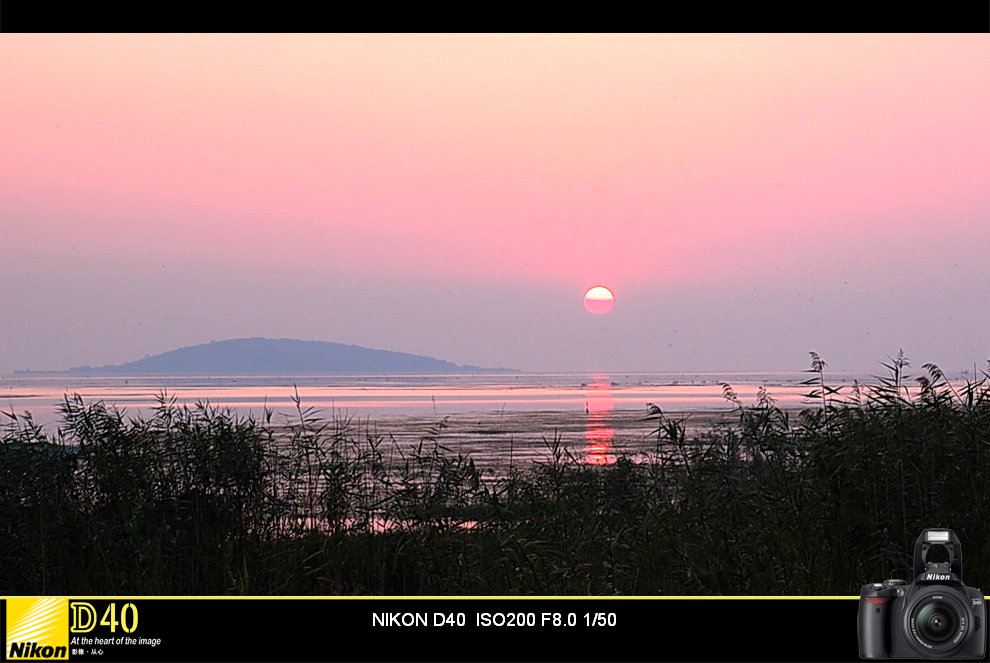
2 371 865 468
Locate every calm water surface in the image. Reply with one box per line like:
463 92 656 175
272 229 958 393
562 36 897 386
1 372 867 468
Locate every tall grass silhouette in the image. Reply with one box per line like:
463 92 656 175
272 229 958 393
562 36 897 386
3 353 990 595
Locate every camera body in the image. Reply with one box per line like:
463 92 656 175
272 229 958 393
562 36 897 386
859 529 986 659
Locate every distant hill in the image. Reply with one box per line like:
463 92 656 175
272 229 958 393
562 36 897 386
22 338 515 376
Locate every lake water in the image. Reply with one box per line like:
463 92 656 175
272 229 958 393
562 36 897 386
0 371 868 468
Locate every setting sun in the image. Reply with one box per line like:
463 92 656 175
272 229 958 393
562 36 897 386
583 286 615 315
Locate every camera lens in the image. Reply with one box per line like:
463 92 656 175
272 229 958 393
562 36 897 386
917 601 959 643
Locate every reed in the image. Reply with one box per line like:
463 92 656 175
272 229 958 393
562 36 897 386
3 354 990 595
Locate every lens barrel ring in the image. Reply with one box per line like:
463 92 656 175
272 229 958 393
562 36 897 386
902 586 974 657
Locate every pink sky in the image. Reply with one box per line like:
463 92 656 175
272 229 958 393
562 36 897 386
2 34 989 374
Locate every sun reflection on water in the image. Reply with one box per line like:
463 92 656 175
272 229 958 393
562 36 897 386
583 379 616 465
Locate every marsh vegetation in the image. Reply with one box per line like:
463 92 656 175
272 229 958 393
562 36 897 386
3 353 990 595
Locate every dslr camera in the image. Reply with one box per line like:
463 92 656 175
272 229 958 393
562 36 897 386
859 528 986 659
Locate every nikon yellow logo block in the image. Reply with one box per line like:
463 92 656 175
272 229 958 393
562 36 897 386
6 598 69 660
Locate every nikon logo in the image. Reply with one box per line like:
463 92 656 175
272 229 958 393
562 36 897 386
5 598 69 661
926 573 951 580
8 642 68 659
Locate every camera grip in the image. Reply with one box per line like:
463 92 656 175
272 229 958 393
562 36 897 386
859 588 895 659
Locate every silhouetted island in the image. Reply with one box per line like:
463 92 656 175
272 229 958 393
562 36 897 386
24 338 516 375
